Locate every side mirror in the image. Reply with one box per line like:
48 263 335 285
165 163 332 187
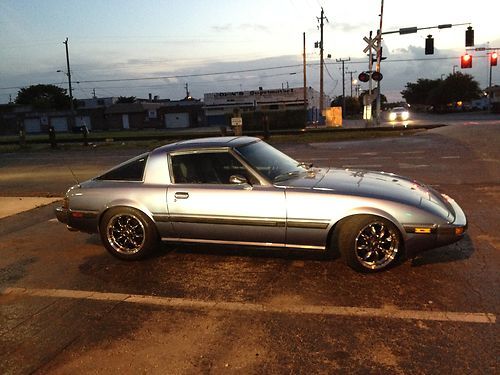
229 174 249 185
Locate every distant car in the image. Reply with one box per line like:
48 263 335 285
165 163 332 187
55 137 467 272
388 107 410 121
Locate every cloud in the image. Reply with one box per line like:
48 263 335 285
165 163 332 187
330 22 370 33
212 24 232 33
212 23 270 33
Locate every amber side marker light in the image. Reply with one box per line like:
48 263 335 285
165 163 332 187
455 227 465 236
415 228 432 234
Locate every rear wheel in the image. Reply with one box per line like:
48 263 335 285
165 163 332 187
100 207 158 260
338 215 402 272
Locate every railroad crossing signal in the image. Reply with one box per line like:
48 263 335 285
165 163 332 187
363 35 380 54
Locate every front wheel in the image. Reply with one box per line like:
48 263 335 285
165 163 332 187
338 215 402 273
100 207 158 260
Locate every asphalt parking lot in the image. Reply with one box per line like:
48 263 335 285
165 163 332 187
0 124 498 374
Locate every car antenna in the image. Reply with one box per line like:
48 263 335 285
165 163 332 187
67 165 81 186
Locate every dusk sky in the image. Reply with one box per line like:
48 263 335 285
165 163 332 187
1 0 499 103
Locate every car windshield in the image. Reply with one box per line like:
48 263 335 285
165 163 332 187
235 141 306 182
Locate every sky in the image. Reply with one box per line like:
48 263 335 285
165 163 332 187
1 0 499 103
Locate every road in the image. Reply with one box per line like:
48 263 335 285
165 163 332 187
343 110 500 128
0 123 498 374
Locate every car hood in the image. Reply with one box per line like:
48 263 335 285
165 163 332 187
279 168 454 218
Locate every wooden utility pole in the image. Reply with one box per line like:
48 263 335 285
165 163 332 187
336 57 350 118
317 8 328 123
63 38 75 129
303 32 308 125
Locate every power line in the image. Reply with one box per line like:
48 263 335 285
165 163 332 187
0 55 490 91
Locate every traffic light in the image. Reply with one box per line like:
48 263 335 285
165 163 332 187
461 53 472 69
425 35 434 55
491 52 498 67
371 71 383 81
358 72 370 82
465 26 474 47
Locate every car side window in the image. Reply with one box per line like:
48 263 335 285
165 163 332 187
171 152 258 185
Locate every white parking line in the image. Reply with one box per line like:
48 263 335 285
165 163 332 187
2 287 495 324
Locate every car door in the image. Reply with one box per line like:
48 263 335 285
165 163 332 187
166 150 286 246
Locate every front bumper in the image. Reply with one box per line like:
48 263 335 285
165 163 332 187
404 198 467 257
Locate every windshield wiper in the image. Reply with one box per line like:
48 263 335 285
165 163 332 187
273 170 302 182
297 162 313 169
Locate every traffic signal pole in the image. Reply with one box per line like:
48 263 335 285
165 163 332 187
370 19 472 125
375 0 384 126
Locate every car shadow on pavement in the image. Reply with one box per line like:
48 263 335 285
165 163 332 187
410 235 474 267
167 243 330 262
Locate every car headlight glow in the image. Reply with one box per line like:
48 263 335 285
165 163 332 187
389 113 397 121
402 111 409 120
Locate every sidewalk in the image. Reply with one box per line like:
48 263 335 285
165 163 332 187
0 197 61 219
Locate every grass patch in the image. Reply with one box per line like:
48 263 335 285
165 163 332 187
0 128 425 153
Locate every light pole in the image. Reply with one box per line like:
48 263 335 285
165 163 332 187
61 38 75 129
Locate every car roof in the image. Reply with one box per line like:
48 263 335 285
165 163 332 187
151 136 260 154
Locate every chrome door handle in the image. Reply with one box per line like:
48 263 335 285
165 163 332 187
174 192 189 199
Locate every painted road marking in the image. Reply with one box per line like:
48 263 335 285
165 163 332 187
342 164 383 168
1 287 495 324
398 163 430 169
441 156 461 159
392 150 426 154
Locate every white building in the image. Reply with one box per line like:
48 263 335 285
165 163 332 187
203 87 328 126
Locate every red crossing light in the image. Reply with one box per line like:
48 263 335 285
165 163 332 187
491 52 498 67
461 53 472 69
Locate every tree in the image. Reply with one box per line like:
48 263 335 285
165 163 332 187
117 96 136 103
401 73 481 109
401 78 441 105
15 84 71 110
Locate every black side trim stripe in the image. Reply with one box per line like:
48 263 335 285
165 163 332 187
153 214 330 230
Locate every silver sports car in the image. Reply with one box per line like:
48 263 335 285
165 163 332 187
55 136 467 272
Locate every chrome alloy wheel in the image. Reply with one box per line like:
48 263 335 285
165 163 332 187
106 213 146 255
354 221 399 270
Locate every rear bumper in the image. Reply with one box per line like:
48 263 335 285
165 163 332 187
55 206 69 224
55 206 99 233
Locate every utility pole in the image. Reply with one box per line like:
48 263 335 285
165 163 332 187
346 70 357 97
375 0 384 126
317 8 328 123
62 37 75 130
336 57 350 118
303 32 308 125
63 38 74 115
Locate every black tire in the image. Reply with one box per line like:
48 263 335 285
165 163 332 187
338 215 402 273
99 207 158 260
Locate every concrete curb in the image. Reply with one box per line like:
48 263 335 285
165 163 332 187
0 197 61 219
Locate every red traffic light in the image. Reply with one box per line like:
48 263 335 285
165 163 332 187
491 52 498 66
371 71 383 81
461 53 472 69
358 72 370 82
